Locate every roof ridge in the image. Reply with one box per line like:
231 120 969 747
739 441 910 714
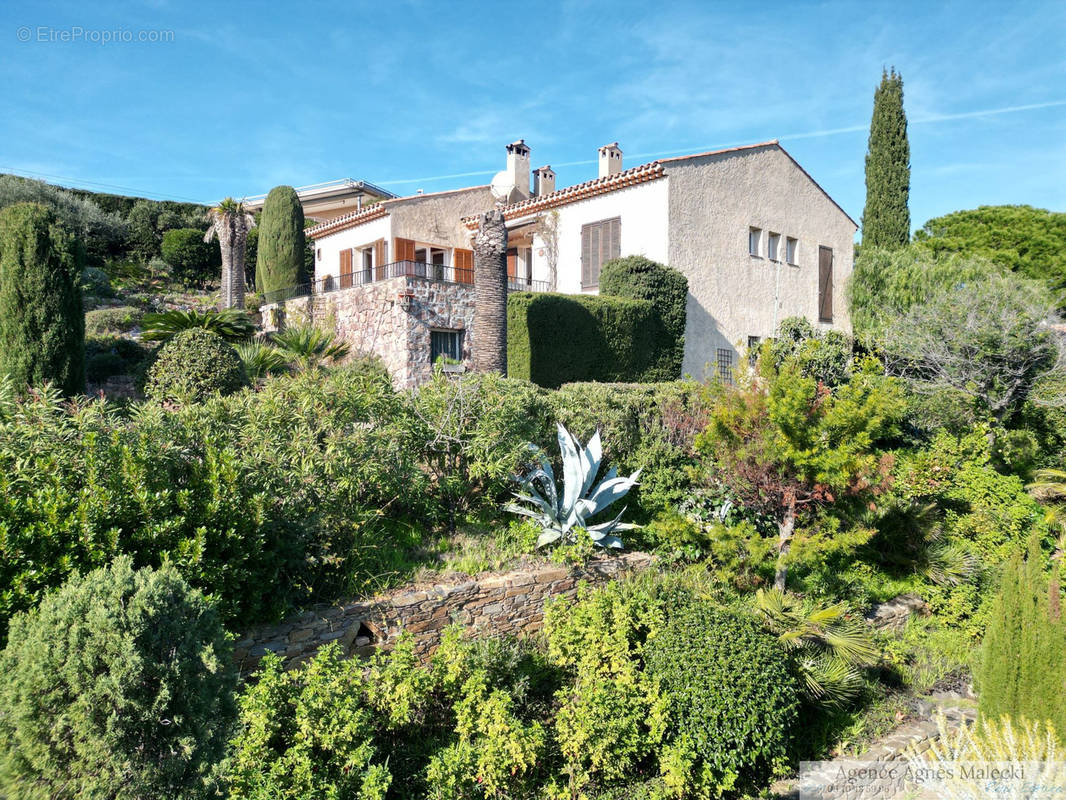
306 203 388 238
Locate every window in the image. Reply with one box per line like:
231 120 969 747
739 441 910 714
818 246 834 323
580 217 620 288
716 348 733 383
316 248 322 262
747 335 761 366
431 330 463 364
786 237 798 265
767 232 781 261
361 247 373 269
748 227 761 257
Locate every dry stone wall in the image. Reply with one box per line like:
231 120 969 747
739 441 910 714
234 551 654 677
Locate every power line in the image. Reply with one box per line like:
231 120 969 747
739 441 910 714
0 166 211 205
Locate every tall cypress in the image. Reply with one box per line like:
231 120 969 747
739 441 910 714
255 186 307 297
978 536 1066 734
862 68 910 249
0 202 85 395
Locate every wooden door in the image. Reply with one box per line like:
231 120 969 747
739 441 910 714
339 249 353 289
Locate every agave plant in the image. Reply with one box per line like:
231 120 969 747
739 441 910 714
506 423 641 549
270 326 351 371
141 307 255 343
754 588 878 708
236 340 291 381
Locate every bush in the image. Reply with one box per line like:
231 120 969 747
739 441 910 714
0 368 430 634
645 601 799 796
548 381 709 519
0 202 85 395
768 316 852 386
600 255 688 380
81 265 115 297
145 328 246 403
507 292 659 387
0 557 235 800
255 186 307 297
142 307 255 343
85 304 144 336
85 335 152 382
161 227 220 286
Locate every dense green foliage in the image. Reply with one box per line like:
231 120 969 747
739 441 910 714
255 186 307 297
142 307 256 343
85 335 152 383
861 68 910 248
145 328 247 403
647 601 799 796
977 536 1066 734
0 558 234 800
0 202 85 395
85 304 143 336
914 205 1066 296
162 226 222 286
507 291 659 387
600 256 689 380
768 316 852 386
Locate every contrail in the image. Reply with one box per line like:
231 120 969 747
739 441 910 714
374 98 1066 187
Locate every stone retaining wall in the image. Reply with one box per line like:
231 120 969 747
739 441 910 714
234 552 655 677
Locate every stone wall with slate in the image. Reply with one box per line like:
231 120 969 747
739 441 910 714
258 276 475 388
233 551 655 678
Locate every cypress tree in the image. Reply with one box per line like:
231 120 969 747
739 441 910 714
255 186 307 297
862 68 910 249
978 536 1066 734
0 202 85 395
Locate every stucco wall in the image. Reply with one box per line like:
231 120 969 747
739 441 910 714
664 145 857 379
526 178 670 294
389 186 494 249
314 215 392 282
234 551 655 676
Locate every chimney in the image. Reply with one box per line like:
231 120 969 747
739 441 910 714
598 142 622 178
505 139 531 199
533 165 556 196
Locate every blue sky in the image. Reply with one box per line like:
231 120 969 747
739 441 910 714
1 0 1064 232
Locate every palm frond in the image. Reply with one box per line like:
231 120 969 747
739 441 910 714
141 308 255 343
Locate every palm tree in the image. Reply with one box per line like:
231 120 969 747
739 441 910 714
270 326 350 371
473 208 508 374
141 308 255 343
205 198 255 310
1028 468 1066 559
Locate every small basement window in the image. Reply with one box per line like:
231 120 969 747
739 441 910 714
749 227 761 257
431 330 463 364
716 348 734 383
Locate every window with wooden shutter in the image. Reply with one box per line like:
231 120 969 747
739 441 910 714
580 217 620 289
818 246 833 322
339 249 353 289
453 248 474 284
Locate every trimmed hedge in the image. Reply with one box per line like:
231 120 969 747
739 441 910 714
507 292 658 388
600 256 688 380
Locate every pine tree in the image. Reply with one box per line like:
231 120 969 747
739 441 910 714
255 185 307 298
862 68 910 249
0 202 85 395
978 536 1066 735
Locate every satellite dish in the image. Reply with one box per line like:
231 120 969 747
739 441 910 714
490 170 521 203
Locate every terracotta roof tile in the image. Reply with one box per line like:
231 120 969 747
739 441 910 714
306 203 388 239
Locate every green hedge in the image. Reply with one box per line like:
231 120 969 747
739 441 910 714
600 256 688 380
507 292 658 388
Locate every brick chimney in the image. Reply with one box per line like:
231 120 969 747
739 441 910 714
533 165 556 196
505 139 531 199
598 142 622 178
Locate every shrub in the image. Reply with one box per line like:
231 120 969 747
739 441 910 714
769 316 852 386
977 536 1066 734
600 255 688 380
141 307 255 343
85 304 143 336
548 381 709 519
0 202 85 395
645 601 799 796
0 558 235 800
228 644 391 800
270 325 350 371
85 335 152 382
161 227 220 286
81 265 115 297
255 186 307 297
507 291 659 387
145 328 246 403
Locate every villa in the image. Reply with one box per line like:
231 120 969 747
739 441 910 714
263 139 857 387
